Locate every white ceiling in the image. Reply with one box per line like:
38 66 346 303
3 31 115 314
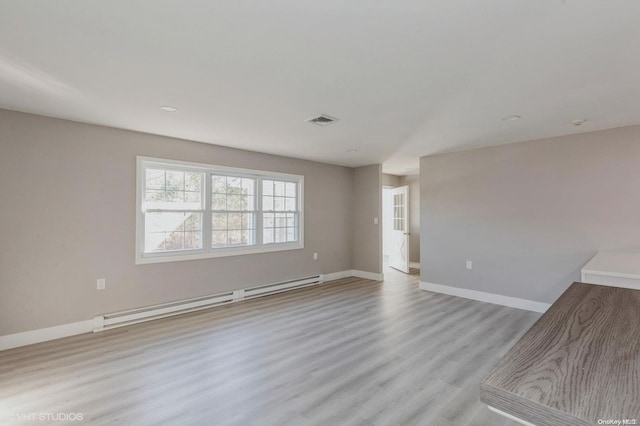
1 1 639 175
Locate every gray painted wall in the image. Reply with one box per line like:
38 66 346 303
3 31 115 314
353 165 382 274
399 174 420 263
420 125 640 304
0 110 358 335
382 173 401 187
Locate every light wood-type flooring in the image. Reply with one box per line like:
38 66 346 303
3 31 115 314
0 268 540 425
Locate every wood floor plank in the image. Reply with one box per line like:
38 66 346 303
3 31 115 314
0 269 536 425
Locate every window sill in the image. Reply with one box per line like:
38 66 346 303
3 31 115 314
136 242 304 265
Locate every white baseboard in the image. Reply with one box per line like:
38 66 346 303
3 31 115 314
409 262 420 269
325 270 383 282
0 269 380 351
352 270 384 281
322 270 353 282
419 281 550 313
0 320 93 352
324 270 384 282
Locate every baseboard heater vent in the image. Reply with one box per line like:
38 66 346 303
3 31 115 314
244 275 322 298
93 274 323 332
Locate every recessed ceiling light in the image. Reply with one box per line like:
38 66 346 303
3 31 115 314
159 106 179 112
502 115 521 122
571 119 587 126
346 149 358 153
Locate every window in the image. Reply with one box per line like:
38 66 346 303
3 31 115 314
262 179 299 244
137 157 303 264
393 193 405 231
211 175 256 248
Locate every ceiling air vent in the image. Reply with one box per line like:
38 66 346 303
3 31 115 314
306 114 339 126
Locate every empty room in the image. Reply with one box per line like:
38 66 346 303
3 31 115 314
1 1 639 425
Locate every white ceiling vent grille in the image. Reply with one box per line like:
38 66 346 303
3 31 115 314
306 114 339 126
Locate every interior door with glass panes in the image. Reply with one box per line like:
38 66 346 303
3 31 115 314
390 185 410 273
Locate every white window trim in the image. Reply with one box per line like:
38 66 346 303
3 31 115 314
136 156 304 265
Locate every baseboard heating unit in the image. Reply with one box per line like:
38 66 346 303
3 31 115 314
93 275 323 332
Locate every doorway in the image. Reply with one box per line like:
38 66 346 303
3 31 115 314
382 185 410 273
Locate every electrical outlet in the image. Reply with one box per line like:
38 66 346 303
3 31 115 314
466 261 472 270
374 217 379 225
97 278 106 290
313 252 318 260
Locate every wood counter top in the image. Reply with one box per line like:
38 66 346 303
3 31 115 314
481 282 640 426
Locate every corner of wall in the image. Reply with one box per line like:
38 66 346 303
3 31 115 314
352 164 383 275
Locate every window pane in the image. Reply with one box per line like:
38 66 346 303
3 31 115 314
211 231 228 248
185 173 201 191
212 193 226 210
263 228 274 244
227 177 242 191
275 227 287 243
166 171 185 191
144 212 202 253
145 189 164 203
210 207 255 248
285 182 296 197
263 179 296 218
183 213 201 231
274 197 284 211
242 178 255 196
145 169 165 189
165 190 184 203
241 230 254 245
212 175 227 193
263 180 273 196
212 213 227 230
241 213 254 229
144 169 202 210
274 181 285 196
185 192 200 203
145 233 165 252
227 195 243 210
228 230 242 245
165 232 184 251
145 212 202 233
263 213 274 228
262 180 299 245
263 196 273 211
184 232 201 250
275 213 286 227
228 213 242 229
212 175 255 212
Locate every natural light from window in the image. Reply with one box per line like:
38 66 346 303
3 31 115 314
136 157 303 264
